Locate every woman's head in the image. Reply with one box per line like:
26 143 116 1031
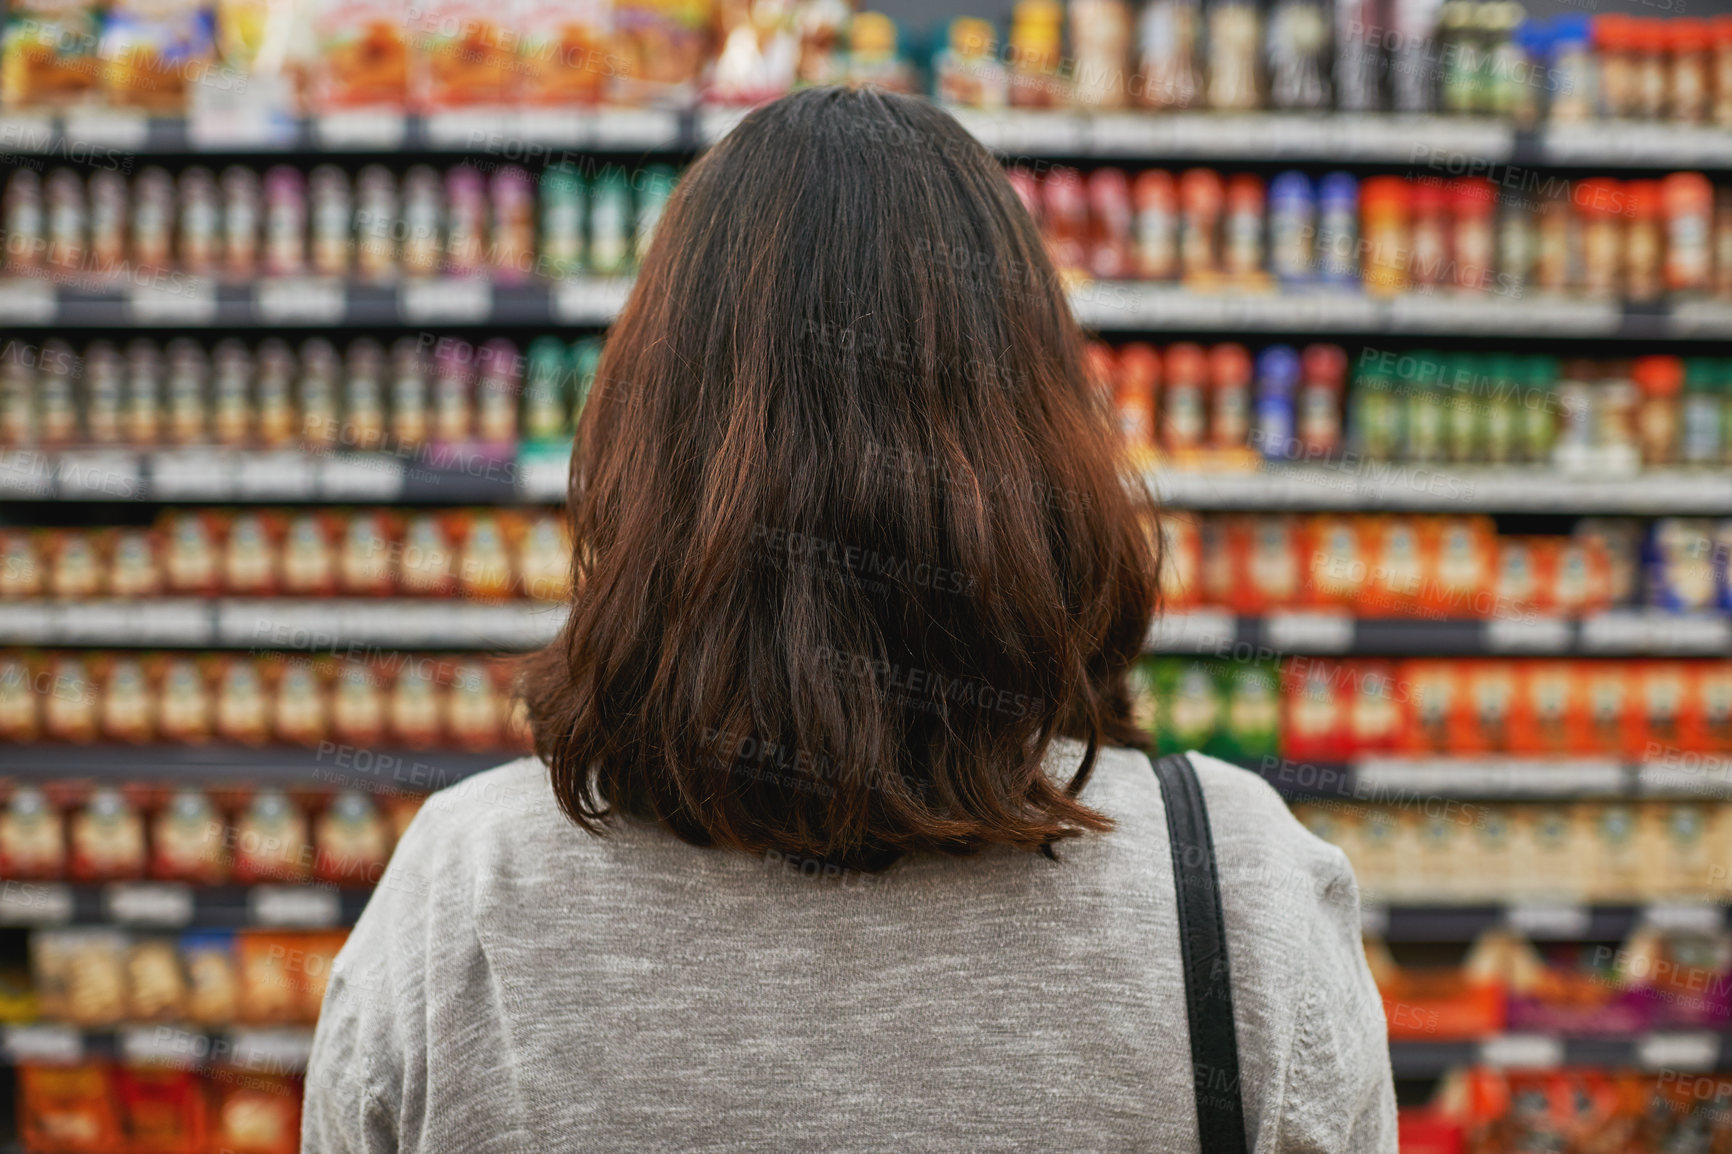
522 86 1158 868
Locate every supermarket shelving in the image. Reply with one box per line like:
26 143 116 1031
1389 1033 1732 1078
8 107 1732 168
1258 755 1732 802
4 601 1726 657
0 882 365 930
0 275 1726 338
0 744 500 792
0 1023 313 1072
1366 901 1732 944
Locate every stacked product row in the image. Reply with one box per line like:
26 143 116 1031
1087 342 1732 471
0 164 670 282
0 781 419 884
17 1065 300 1154
0 652 524 752
1302 802 1732 902
0 336 603 451
1161 515 1723 615
0 508 573 601
1134 656 1732 760
1022 166 1730 300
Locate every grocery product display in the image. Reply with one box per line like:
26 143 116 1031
19 1065 300 1154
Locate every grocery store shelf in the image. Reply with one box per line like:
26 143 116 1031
1152 610 1732 657
0 882 365 929
0 745 502 792
1366 901 1732 944
0 598 565 649
10 107 1730 168
1390 1032 1732 1078
0 1023 313 1072
1255 755 1732 802
1149 465 1732 513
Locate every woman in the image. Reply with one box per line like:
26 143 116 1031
305 86 1395 1153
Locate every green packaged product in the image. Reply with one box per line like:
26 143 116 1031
1128 658 1160 739
1155 659 1224 756
634 165 678 266
1444 353 1484 464
1403 351 1446 464
1482 354 1519 465
588 167 633 277
522 338 571 444
539 164 585 278
1519 354 1558 465
1681 358 1723 467
1351 360 1401 461
1221 661 1280 762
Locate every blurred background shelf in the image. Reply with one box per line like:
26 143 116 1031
0 745 500 793
0 1025 313 1072
1151 610 1732 656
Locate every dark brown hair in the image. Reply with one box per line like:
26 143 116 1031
521 86 1158 869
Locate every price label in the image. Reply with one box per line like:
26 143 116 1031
1479 1034 1564 1069
0 114 53 152
230 1028 316 1073
1637 1032 1720 1072
4 1024 82 1064
237 451 315 498
0 448 53 496
0 600 54 643
130 280 217 324
1581 611 1732 654
0 277 56 322
120 1026 203 1066
514 108 586 146
515 449 570 502
249 886 340 928
552 277 631 323
1264 611 1354 653
318 454 405 500
1640 903 1725 935
55 450 140 500
150 449 237 498
1147 610 1236 654
255 278 345 324
0 882 73 925
399 278 490 323
590 108 680 149
315 109 406 149
105 883 195 927
425 108 513 148
1506 903 1591 939
1486 615 1572 653
64 109 148 149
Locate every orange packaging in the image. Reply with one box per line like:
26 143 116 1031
1364 516 1427 617
1633 662 1692 758
338 510 398 596
1512 661 1579 756
155 656 214 744
107 528 162 598
1156 515 1199 610
1230 515 1304 614
1687 663 1732 751
448 659 505 751
1399 660 1459 754
67 786 147 882
1195 516 1234 608
1492 537 1547 614
280 512 339 597
456 511 516 600
1547 536 1613 616
43 530 104 598
1345 662 1402 754
0 654 40 742
222 513 282 596
236 932 302 1023
1574 662 1636 756
312 0 411 110
157 511 224 596
115 1066 206 1154
272 659 328 748
329 661 389 747
314 791 391 887
42 654 99 743
518 0 610 105
211 1075 300 1154
1421 516 1497 618
150 787 229 885
389 659 446 750
19 1064 122 1154
1304 515 1371 607
0 529 43 596
397 512 457 597
214 658 274 746
0 783 67 879
229 790 311 885
1455 661 1519 754
1115 343 1160 455
517 512 573 603
1281 658 1349 762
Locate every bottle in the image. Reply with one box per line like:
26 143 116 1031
1662 172 1713 296
1575 178 1624 299
490 166 535 284
1133 170 1178 280
1209 344 1253 449
1073 0 1132 106
1714 17 1732 128
1265 0 1331 109
354 166 398 283
1495 192 1535 298
1452 178 1496 293
1632 18 1667 121
309 165 352 279
1162 343 1209 450
1360 176 1409 297
1439 1 1480 115
1352 358 1402 461
1297 344 1346 458
540 164 586 278
260 166 305 277
1546 16 1594 123
1254 345 1299 460
1670 19 1711 123
1268 172 1315 285
1633 355 1682 467
1334 0 1384 111
1222 174 1264 282
1444 353 1483 464
1177 168 1223 282
1316 173 1359 286
1010 0 1068 107
1409 180 1450 291
1595 15 1637 119
1404 351 1447 463
1519 355 1558 464
443 166 487 276
1088 168 1134 280
588 167 633 277
1391 0 1444 112
1138 0 1203 107
1681 358 1723 467
1622 180 1663 304
1205 0 1263 110
1483 354 1519 464
180 167 225 279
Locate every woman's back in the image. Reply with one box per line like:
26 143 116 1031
304 746 1394 1152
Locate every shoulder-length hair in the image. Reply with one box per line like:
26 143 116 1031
521 86 1159 870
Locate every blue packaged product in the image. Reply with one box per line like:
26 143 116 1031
1254 345 1300 460
1315 172 1359 285
1268 172 1315 284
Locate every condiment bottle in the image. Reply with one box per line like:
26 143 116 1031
1483 354 1519 465
1161 342 1208 450
1133 170 1178 280
1255 344 1299 460
1670 19 1711 123
490 166 535 284
1222 174 1264 281
1633 355 1682 467
1298 343 1346 458
1265 0 1331 110
1495 192 1535 296
1546 16 1594 122
1404 350 1447 464
355 165 398 283
1351 356 1401 461
1409 180 1450 292
1662 172 1713 295
1359 176 1409 297
1596 360 1640 472
1178 168 1223 281
1714 17 1732 128
1681 358 1723 467
1209 343 1252 449
1444 353 1483 464
1136 0 1203 108
1043 168 1090 280
176 167 219 277
1633 18 1668 121
309 164 352 279
1206 0 1263 110
1117 343 1161 452
261 166 306 277
1575 178 1624 298
1010 0 1067 107
1088 168 1134 280
1715 187 1732 298
1595 15 1637 119
1451 178 1496 293
219 166 259 279
1316 173 1359 286
1553 358 1598 470
1622 180 1664 304
1072 0 1132 107
1268 171 1315 284
1519 355 1559 464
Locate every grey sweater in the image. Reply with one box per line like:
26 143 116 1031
303 746 1397 1153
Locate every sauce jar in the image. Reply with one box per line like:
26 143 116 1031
1223 174 1265 282
1404 351 1448 464
1669 19 1712 124
1208 342 1252 449
1633 354 1683 467
1162 343 1208 450
1451 178 1497 293
1254 344 1298 460
1268 171 1315 285
1178 168 1224 281
1297 343 1346 458
1088 168 1134 281
1574 178 1625 298
1662 172 1713 295
1622 180 1664 304
1681 357 1723 467
1351 355 1401 461
1519 355 1559 465
1133 169 1178 280
1409 179 1451 291
1359 176 1409 297
1594 15 1638 119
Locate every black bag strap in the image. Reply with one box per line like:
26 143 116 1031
1150 752 1249 1154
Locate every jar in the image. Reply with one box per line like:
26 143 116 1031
1178 168 1224 281
1133 170 1178 280
1410 180 1451 291
1553 358 1598 470
1716 187 1732 298
1316 172 1359 286
1352 359 1401 461
1298 343 1346 457
1209 343 1253 448
1714 17 1732 127
1162 342 1209 450
1137 0 1202 109
1622 180 1664 304
1575 178 1624 298
1404 351 1448 464
1483 355 1520 464
1254 344 1299 460
1663 172 1713 295
1071 0 1132 107
1633 355 1682 467
1268 171 1315 285
1009 0 1067 107
1440 1 1481 115
1223 174 1265 281
1483 1 1526 119
1117 344 1162 453
1681 358 1723 467
1043 167 1090 279
1535 193 1576 293
1205 0 1263 110
1633 18 1669 120
1547 16 1595 123
1360 176 1410 297
1445 354 1484 464
1594 14 1637 119
1495 194 1535 297
1596 360 1641 473
1669 19 1711 123
1088 168 1134 280
1452 178 1497 293
1265 0 1331 110
1519 355 1559 464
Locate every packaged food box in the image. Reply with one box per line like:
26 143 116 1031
181 930 239 1025
68 785 146 881
1280 657 1347 763
18 1064 122 1154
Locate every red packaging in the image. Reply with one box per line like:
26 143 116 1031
230 790 311 884
1230 515 1303 614
1157 515 1200 610
272 659 328 748
1548 536 1614 617
1195 516 1234 608
448 659 505 751
150 787 229 885
1399 660 1460 755
44 530 103 598
19 1064 122 1154
108 528 162 598
1421 517 1497 619
1041 168 1089 278
1450 178 1497 292
0 655 40 742
329 661 389 747
1177 168 1223 281
1687 663 1732 751
210 1074 300 1154
155 656 213 744
1492 536 1547 614
1086 168 1132 280
42 654 98 743
67 786 147 882
1365 516 1426 617
0 529 42 596
214 658 273 746
1345 662 1402 754
1512 661 1580 756
0 784 66 879
1634 661 1692 757
388 660 445 749
1303 515 1371 607
1207 343 1252 449
1282 658 1349 762
314 792 391 887
236 931 312 1024
1455 660 1519 754
1115 343 1160 454
456 512 516 601
1575 662 1636 756
1132 169 1177 280
1222 174 1264 281
115 1066 206 1154
1160 343 1208 450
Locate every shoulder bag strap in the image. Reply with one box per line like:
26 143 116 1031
1150 752 1249 1154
